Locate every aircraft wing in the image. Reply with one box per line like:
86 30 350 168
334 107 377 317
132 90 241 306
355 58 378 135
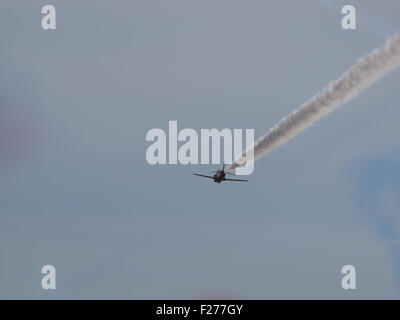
224 178 249 182
193 173 214 179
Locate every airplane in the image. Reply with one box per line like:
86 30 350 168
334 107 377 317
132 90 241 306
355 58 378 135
193 164 249 183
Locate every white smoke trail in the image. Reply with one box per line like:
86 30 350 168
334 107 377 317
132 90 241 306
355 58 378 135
228 31 400 171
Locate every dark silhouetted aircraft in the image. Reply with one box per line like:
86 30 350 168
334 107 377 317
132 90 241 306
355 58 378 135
193 164 249 183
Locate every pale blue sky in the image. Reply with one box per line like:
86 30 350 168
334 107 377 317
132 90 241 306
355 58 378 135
1 0 400 299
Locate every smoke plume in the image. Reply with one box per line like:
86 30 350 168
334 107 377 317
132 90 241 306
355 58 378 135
228 32 400 171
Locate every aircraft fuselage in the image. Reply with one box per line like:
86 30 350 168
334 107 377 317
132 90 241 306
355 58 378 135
213 170 225 183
